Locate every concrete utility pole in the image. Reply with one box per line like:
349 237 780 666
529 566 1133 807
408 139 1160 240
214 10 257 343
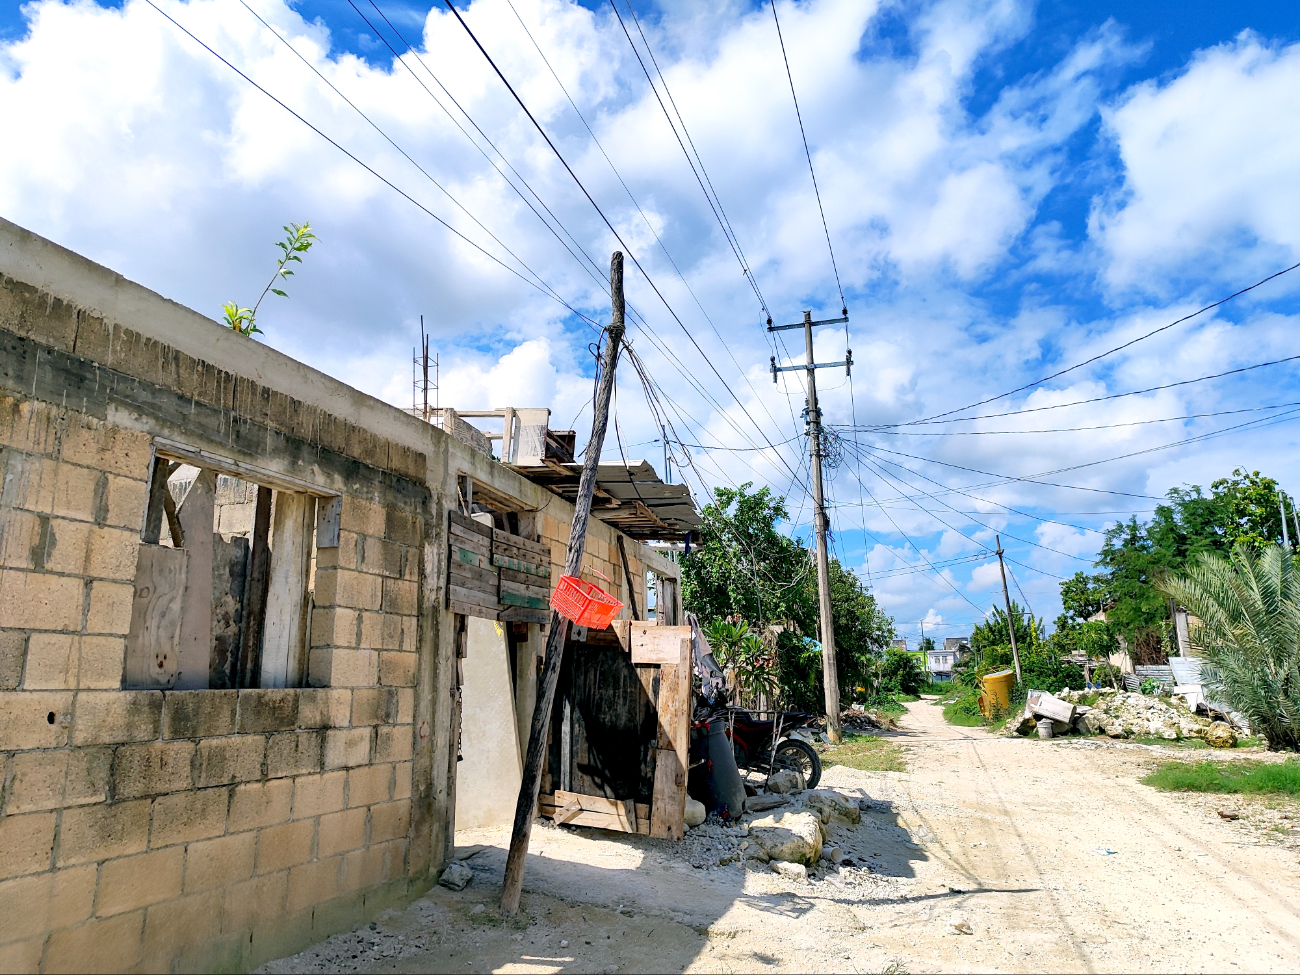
994 535 1022 683
1281 497 1291 548
770 310 852 744
501 252 626 915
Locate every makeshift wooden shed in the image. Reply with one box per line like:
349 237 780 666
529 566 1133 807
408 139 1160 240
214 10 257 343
540 621 693 840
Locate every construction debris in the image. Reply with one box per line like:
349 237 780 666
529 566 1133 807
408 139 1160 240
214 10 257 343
438 861 474 891
1006 688 1239 746
841 706 899 732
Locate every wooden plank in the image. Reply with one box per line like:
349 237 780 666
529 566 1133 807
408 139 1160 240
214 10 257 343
449 509 493 538
452 544 487 570
449 524 491 556
500 578 550 602
124 543 188 688
500 590 549 610
540 793 650 835
492 553 551 577
315 495 341 548
499 566 551 587
650 630 691 841
449 584 500 611
492 528 550 561
555 800 582 825
262 492 315 688
174 468 215 690
237 486 272 688
616 535 640 621
629 624 692 665
449 599 499 621
449 559 497 590
499 605 550 624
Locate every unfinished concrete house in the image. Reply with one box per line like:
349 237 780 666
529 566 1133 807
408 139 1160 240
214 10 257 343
0 218 698 973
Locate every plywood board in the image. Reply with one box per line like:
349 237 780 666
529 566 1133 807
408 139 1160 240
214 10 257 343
124 543 188 688
262 492 315 688
650 632 691 841
627 624 691 665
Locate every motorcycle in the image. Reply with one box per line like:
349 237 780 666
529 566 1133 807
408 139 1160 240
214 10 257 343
710 706 823 790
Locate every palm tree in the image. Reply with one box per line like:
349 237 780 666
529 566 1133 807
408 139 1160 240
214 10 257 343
1158 543 1300 751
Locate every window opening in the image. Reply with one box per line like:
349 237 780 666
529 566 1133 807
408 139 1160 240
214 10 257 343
126 450 328 690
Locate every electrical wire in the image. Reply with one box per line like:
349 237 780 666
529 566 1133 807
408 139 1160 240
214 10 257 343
769 0 846 316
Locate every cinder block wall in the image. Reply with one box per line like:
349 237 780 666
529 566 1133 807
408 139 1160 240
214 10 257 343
0 229 435 971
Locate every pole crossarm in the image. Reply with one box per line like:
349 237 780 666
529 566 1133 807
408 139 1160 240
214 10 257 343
768 313 849 332
771 353 852 381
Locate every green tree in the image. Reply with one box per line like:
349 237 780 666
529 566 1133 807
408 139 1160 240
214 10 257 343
223 221 317 337
1159 544 1300 751
879 647 926 695
918 636 936 654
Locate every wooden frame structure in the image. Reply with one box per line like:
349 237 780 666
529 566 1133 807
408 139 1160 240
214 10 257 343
539 621 692 840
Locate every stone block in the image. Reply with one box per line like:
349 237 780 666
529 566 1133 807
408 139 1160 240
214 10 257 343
360 611 402 651
396 689 414 725
296 688 352 729
111 740 195 799
0 630 24 689
229 779 292 831
358 537 403 579
195 735 265 788
318 569 383 611
256 819 315 874
71 690 161 745
103 474 149 531
0 569 84 630
374 725 413 764
86 580 133 635
292 771 346 819
96 846 184 915
350 687 395 726
76 636 126 689
163 690 237 739
340 496 385 537
378 651 417 687
0 811 55 879
287 856 342 914
369 800 410 843
7 747 109 813
384 508 421 547
86 526 139 582
150 787 229 848
381 579 418 616
393 762 412 801
34 517 91 575
0 690 73 749
59 423 151 480
237 689 299 733
0 864 97 944
317 807 367 858
23 632 77 688
0 936 43 973
140 889 223 970
266 731 324 779
308 648 377 687
58 799 151 866
43 909 145 974
183 832 256 893
324 728 371 770
308 607 358 649
221 870 288 934
342 844 387 892
346 763 392 808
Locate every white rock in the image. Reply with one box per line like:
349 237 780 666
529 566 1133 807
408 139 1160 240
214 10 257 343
767 769 803 794
438 861 473 891
684 798 707 827
748 810 824 865
806 790 861 825
770 860 809 884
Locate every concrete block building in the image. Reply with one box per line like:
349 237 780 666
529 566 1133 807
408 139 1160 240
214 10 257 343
0 219 688 973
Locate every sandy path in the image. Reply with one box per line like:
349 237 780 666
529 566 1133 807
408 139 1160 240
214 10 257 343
263 699 1300 974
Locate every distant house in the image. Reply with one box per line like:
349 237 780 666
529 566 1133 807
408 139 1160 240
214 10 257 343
890 638 908 651
927 637 970 682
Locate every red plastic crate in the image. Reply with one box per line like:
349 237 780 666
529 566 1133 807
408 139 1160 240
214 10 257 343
550 573 623 629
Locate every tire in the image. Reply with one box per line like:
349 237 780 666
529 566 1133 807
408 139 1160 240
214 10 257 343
773 738 821 790
731 736 750 770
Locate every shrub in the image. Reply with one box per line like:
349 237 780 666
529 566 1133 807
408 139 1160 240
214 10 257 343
1159 543 1300 751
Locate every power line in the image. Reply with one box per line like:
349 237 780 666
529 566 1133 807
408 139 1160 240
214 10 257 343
769 0 846 316
911 259 1300 425
438 0 813 495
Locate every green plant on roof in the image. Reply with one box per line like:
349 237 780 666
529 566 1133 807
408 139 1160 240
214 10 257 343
222 221 317 337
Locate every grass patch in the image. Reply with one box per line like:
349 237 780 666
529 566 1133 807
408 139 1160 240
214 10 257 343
893 693 921 703
942 696 986 727
1141 759 1300 796
822 733 906 773
1132 736 1212 750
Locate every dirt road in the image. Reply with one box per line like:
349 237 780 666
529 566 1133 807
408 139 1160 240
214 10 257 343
264 699 1300 974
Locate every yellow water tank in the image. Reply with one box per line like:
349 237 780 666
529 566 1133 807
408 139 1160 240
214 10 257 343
979 668 1016 717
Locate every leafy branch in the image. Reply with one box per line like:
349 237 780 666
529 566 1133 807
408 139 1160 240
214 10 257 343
223 221 318 337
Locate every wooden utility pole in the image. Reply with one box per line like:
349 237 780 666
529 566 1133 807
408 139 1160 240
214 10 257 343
994 535 1022 683
501 252 626 915
769 311 852 744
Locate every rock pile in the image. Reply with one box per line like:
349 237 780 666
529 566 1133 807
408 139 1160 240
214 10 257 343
841 706 898 732
1006 688 1237 747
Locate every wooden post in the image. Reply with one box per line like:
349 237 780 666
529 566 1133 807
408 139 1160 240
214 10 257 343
237 486 273 689
995 535 1022 683
500 252 626 915
615 535 640 621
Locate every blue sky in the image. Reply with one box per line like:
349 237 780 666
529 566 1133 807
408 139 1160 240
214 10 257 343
3 0 1299 640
